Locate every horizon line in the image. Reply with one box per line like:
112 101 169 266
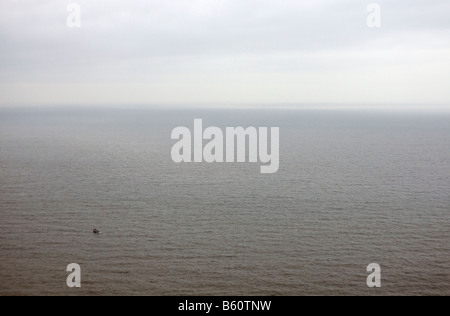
1 103 450 112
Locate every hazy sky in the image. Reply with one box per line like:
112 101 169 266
0 0 449 107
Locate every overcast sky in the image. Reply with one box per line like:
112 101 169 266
0 0 449 107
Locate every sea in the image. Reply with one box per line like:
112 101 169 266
0 107 449 296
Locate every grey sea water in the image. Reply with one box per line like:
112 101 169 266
0 108 449 296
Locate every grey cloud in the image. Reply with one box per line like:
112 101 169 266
0 0 449 105
1 1 449 68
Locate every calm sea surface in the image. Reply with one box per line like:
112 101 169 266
0 108 449 296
